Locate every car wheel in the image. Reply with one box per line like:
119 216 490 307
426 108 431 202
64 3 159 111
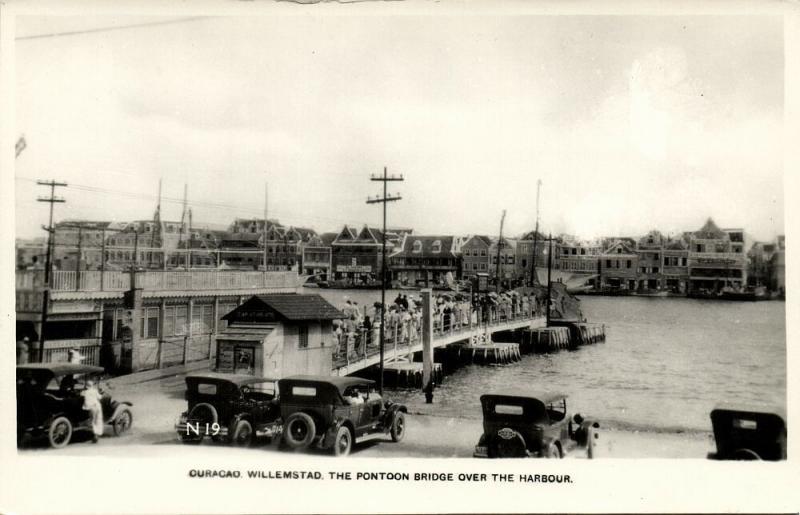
112 408 133 436
188 403 218 424
494 430 527 458
232 420 254 447
333 426 353 457
390 412 406 442
48 416 73 449
733 448 761 460
284 413 316 449
545 442 563 459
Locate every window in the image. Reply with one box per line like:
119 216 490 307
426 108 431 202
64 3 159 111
174 306 188 335
606 259 612 268
581 248 586 255
299 326 308 348
681 257 687 266
146 308 159 339
431 240 441 253
617 248 622 254
292 386 317 396
507 256 515 265
197 384 217 395
480 249 487 257
572 248 577 255
653 267 659 274
192 304 214 334
494 404 524 415
480 263 486 270
412 241 423 253
626 260 632 268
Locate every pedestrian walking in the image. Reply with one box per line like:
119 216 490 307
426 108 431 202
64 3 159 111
16 337 30 364
81 379 104 443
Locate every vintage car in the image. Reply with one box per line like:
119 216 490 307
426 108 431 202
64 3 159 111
473 392 598 458
175 372 281 446
277 375 408 456
17 363 133 448
708 405 787 461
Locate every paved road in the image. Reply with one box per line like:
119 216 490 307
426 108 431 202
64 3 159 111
19 373 713 459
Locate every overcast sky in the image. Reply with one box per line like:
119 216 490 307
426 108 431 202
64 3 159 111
14 14 784 242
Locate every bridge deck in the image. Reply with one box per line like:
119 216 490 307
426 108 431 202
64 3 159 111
332 315 547 376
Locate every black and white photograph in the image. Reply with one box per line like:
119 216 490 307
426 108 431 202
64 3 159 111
1 1 798 513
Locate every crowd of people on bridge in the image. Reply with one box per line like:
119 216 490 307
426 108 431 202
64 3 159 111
331 290 544 363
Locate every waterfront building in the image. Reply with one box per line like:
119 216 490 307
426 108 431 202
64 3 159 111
15 267 299 372
636 230 665 290
748 240 778 287
300 233 333 280
169 232 222 268
460 235 492 279
662 237 689 293
52 220 114 271
686 218 747 292
219 219 317 272
105 219 187 270
387 235 460 287
330 225 395 283
215 294 344 377
769 235 786 295
516 231 550 283
599 239 639 290
554 238 601 276
16 237 46 269
489 237 518 285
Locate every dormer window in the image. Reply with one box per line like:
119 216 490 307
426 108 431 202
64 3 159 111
412 240 423 253
432 240 442 253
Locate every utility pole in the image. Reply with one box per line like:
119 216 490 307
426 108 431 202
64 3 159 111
179 184 187 267
151 179 162 268
529 179 542 286
188 208 193 269
36 180 67 362
367 166 403 396
264 182 269 274
546 233 553 327
75 225 83 291
495 210 506 292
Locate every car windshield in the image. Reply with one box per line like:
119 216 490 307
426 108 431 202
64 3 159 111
248 381 277 397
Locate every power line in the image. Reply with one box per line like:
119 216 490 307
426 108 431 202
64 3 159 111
15 176 373 229
16 17 210 41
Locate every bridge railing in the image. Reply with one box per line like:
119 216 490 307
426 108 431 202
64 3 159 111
331 301 545 369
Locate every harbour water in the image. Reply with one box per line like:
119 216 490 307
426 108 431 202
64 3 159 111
309 287 786 434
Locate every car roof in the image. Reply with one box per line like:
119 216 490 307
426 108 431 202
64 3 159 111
711 404 786 420
280 375 374 393
17 363 105 376
480 391 567 405
186 372 278 386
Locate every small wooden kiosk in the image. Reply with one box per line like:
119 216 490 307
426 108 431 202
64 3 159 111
215 294 344 378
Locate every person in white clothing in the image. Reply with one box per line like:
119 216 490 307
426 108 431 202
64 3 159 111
81 379 104 443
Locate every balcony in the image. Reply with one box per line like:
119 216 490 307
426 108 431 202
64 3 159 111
688 252 745 268
16 270 301 295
